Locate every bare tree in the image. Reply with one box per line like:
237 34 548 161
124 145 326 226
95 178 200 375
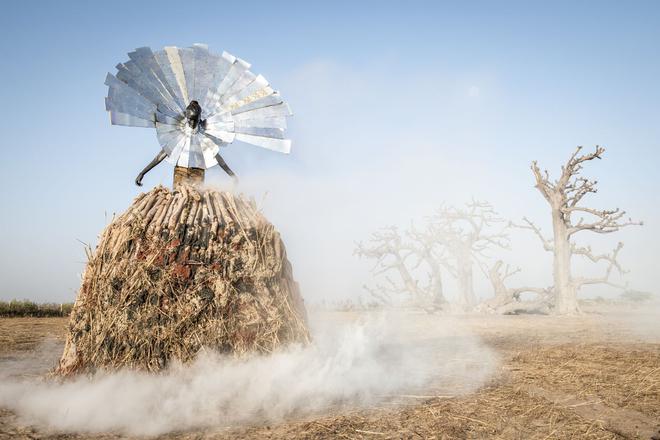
425 201 509 309
524 146 642 314
355 201 508 311
478 260 552 314
406 224 450 307
354 226 435 307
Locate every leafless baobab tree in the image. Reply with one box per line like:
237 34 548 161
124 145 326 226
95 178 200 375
424 201 509 309
478 260 552 314
354 226 442 308
355 201 508 311
521 146 642 314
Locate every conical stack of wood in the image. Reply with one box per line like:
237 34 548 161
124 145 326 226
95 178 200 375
57 185 310 376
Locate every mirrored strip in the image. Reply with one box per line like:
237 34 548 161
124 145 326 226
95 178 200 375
205 126 236 143
200 136 220 168
205 58 251 113
157 128 185 155
109 111 155 128
114 61 181 117
187 135 205 168
234 117 288 129
205 110 234 124
163 131 189 165
163 47 190 105
175 136 192 168
191 44 213 104
204 119 234 131
132 47 184 112
105 74 155 111
223 75 273 108
200 51 235 111
204 132 229 148
231 102 292 121
155 111 182 125
178 47 196 105
234 126 286 139
115 63 166 109
235 133 291 153
105 76 156 120
220 70 257 102
127 47 183 114
106 96 154 121
230 93 284 115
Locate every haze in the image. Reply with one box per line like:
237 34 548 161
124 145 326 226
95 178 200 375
0 0 658 303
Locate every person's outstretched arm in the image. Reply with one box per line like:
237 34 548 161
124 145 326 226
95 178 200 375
215 153 238 183
135 149 168 186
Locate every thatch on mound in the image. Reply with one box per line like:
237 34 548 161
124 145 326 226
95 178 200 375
57 185 309 376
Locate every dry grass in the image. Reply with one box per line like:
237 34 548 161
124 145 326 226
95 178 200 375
511 343 660 419
0 318 68 355
1 311 658 439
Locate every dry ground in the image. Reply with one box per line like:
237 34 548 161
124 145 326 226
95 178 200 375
0 305 658 440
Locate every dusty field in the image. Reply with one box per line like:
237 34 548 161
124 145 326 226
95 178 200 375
0 306 658 440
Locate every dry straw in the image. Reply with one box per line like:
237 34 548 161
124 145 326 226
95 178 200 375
57 185 309 376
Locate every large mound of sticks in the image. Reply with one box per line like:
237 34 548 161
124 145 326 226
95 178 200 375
57 185 309 376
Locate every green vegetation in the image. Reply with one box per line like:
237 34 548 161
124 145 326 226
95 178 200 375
0 300 73 317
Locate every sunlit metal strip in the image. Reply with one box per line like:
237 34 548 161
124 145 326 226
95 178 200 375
109 111 155 128
231 93 284 115
200 136 220 168
231 102 292 121
234 117 288 129
191 44 212 104
234 126 286 139
127 48 182 114
178 47 197 105
164 47 190 105
235 133 291 153
153 51 187 111
187 135 206 169
164 131 189 165
200 51 234 111
204 127 236 143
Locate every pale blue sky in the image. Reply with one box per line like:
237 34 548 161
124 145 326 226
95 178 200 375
0 1 658 302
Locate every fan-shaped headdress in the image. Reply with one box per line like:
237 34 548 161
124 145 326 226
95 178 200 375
105 44 292 169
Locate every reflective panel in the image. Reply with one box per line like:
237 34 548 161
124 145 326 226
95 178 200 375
105 44 293 169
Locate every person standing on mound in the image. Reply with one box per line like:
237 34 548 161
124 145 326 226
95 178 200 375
104 44 293 188
135 101 238 187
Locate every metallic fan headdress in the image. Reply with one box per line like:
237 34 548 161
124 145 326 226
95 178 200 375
105 44 292 170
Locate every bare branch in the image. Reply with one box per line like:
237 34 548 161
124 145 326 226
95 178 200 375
531 161 554 203
479 260 553 314
557 145 605 188
566 207 643 236
571 241 628 290
511 217 553 252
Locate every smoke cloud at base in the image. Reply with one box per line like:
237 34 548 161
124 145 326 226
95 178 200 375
0 312 497 436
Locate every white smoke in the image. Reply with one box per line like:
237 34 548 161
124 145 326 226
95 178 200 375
0 312 496 436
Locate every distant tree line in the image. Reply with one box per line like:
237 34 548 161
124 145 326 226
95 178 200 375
0 300 74 317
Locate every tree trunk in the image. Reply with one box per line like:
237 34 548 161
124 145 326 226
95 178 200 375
395 256 424 303
457 250 476 309
479 261 551 315
551 206 577 314
429 262 447 307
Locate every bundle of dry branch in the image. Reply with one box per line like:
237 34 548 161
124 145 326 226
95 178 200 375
57 185 309 376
